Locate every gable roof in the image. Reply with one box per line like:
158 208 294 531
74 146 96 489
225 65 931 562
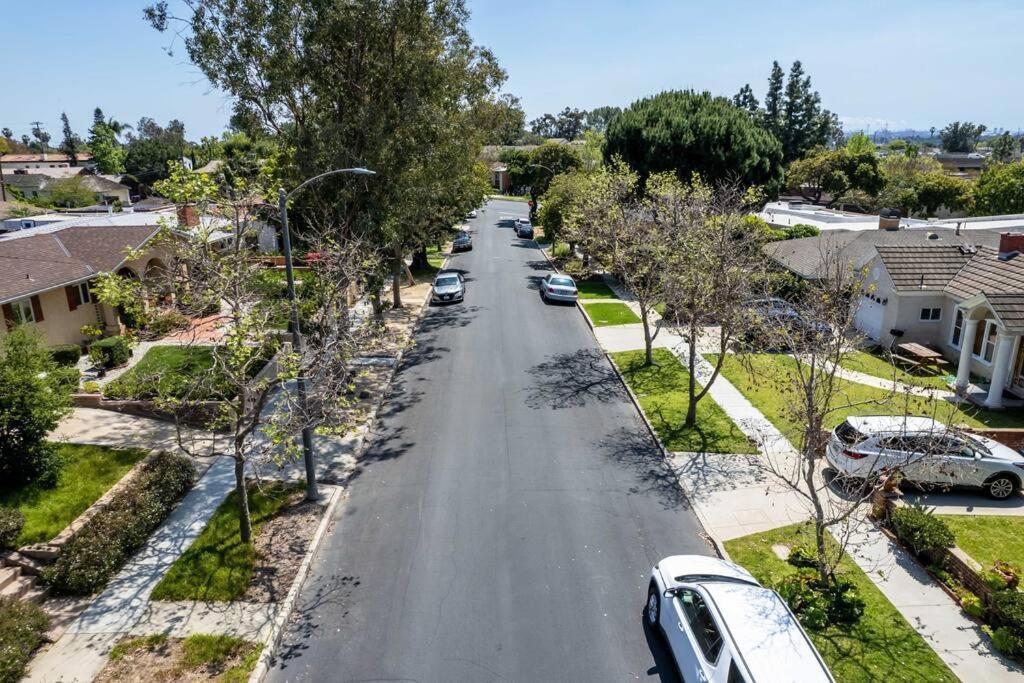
0 224 158 303
875 244 977 290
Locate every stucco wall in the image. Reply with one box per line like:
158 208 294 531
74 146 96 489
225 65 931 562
0 287 106 347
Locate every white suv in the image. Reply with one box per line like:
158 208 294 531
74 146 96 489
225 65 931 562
825 416 1024 499
647 555 832 683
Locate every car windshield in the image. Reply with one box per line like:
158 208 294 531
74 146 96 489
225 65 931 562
550 277 575 287
435 276 459 287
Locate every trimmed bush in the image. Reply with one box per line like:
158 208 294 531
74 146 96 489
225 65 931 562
990 590 1024 632
0 598 50 683
986 624 1024 658
89 336 131 369
82 380 101 394
0 508 24 550
891 505 954 559
51 367 80 393
50 344 82 367
44 452 196 595
961 593 985 619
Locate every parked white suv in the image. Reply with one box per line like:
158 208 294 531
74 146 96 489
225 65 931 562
825 416 1024 499
647 555 833 683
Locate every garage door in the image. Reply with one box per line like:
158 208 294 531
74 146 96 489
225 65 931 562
855 297 884 341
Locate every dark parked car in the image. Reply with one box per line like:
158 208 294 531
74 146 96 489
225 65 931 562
452 230 472 252
515 219 534 239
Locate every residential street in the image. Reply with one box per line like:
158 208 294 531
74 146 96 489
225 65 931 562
266 198 710 682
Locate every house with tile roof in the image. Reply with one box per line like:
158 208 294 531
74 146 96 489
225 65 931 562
0 217 171 346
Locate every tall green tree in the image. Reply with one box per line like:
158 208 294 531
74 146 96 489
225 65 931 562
762 61 785 139
605 90 784 194
59 113 79 165
88 122 127 175
940 121 987 153
584 106 622 133
474 93 525 145
732 84 760 116
974 161 1024 215
990 131 1017 163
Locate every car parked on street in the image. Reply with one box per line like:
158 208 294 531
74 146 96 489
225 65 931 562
647 555 833 683
452 230 472 252
515 219 534 239
430 272 465 304
540 274 578 303
826 415 1024 499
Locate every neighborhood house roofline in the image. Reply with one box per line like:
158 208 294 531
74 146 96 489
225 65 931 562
0 153 94 163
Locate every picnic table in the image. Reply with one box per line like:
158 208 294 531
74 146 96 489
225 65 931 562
894 342 950 369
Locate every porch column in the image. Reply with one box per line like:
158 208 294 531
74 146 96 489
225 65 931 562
955 318 979 391
985 331 1015 409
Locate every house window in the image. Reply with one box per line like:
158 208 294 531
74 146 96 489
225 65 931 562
974 320 998 363
920 307 942 322
951 310 964 347
77 282 92 304
11 299 35 324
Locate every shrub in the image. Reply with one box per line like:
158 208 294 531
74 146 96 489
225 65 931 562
891 505 954 558
50 367 80 393
986 625 1024 658
89 335 131 369
775 569 864 630
0 598 50 683
44 452 196 595
993 560 1021 590
990 590 1024 632
0 508 24 550
82 380 101 394
961 593 986 619
787 545 817 569
562 258 590 279
144 309 188 338
50 344 82 367
985 570 1011 592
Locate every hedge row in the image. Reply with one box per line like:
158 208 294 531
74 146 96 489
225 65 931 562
44 451 196 595
0 599 49 683
89 336 131 369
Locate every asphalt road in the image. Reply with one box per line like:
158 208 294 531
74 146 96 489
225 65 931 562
267 199 711 682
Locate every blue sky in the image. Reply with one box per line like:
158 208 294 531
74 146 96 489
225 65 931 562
4 0 1023 142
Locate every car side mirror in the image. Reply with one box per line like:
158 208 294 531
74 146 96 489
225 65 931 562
458 274 464 282
974 452 983 461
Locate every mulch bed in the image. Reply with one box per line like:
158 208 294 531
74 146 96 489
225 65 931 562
244 491 322 602
95 636 258 682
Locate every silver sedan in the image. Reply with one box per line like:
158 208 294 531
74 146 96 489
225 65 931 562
431 272 465 304
540 274 578 303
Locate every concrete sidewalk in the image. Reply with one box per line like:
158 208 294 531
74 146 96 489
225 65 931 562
50 407 219 455
582 296 1024 681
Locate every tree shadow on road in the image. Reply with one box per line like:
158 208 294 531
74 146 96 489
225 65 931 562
524 348 625 409
597 426 693 512
268 572 363 672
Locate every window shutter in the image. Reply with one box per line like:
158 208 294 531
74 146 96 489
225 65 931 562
30 295 44 322
65 286 80 311
1 304 14 329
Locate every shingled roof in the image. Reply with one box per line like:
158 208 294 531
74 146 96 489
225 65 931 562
875 245 977 290
0 224 158 304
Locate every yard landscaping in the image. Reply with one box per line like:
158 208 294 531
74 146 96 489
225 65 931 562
707 353 1018 445
937 515 1024 570
0 444 146 546
97 633 260 683
582 302 641 327
151 482 308 602
840 349 952 391
725 523 957 683
575 278 617 300
611 349 756 453
103 346 265 401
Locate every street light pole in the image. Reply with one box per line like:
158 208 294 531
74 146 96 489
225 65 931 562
278 167 375 501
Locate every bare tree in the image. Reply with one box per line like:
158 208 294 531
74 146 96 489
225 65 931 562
652 175 764 426
97 164 384 542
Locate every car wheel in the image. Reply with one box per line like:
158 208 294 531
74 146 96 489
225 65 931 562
986 474 1019 500
646 582 660 629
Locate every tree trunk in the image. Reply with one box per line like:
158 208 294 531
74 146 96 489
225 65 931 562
684 318 699 427
369 290 384 322
391 248 403 309
410 245 429 271
641 308 654 367
234 456 252 544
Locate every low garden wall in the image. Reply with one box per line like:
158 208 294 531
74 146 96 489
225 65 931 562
71 393 224 429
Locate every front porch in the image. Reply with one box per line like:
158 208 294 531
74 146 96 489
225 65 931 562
953 294 1024 410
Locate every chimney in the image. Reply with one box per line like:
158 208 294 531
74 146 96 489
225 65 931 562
998 232 1024 259
878 208 901 231
176 204 200 228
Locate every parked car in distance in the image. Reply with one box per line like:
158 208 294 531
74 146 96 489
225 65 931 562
430 272 465 304
741 298 831 351
826 415 1024 499
540 274 578 303
647 555 833 683
452 230 472 252
466 209 478 219
515 219 534 239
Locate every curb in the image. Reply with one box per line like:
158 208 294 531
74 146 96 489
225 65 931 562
248 483 342 683
536 242 727 560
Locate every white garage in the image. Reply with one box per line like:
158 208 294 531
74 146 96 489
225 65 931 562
855 296 885 341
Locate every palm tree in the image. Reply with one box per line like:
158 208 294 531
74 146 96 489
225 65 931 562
106 119 133 142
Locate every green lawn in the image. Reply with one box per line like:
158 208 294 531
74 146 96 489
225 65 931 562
707 353 1016 445
938 515 1024 569
150 483 300 601
611 349 755 453
0 444 147 545
490 194 529 202
840 350 952 390
575 278 617 300
426 244 446 270
583 302 641 326
103 346 266 401
725 523 957 683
